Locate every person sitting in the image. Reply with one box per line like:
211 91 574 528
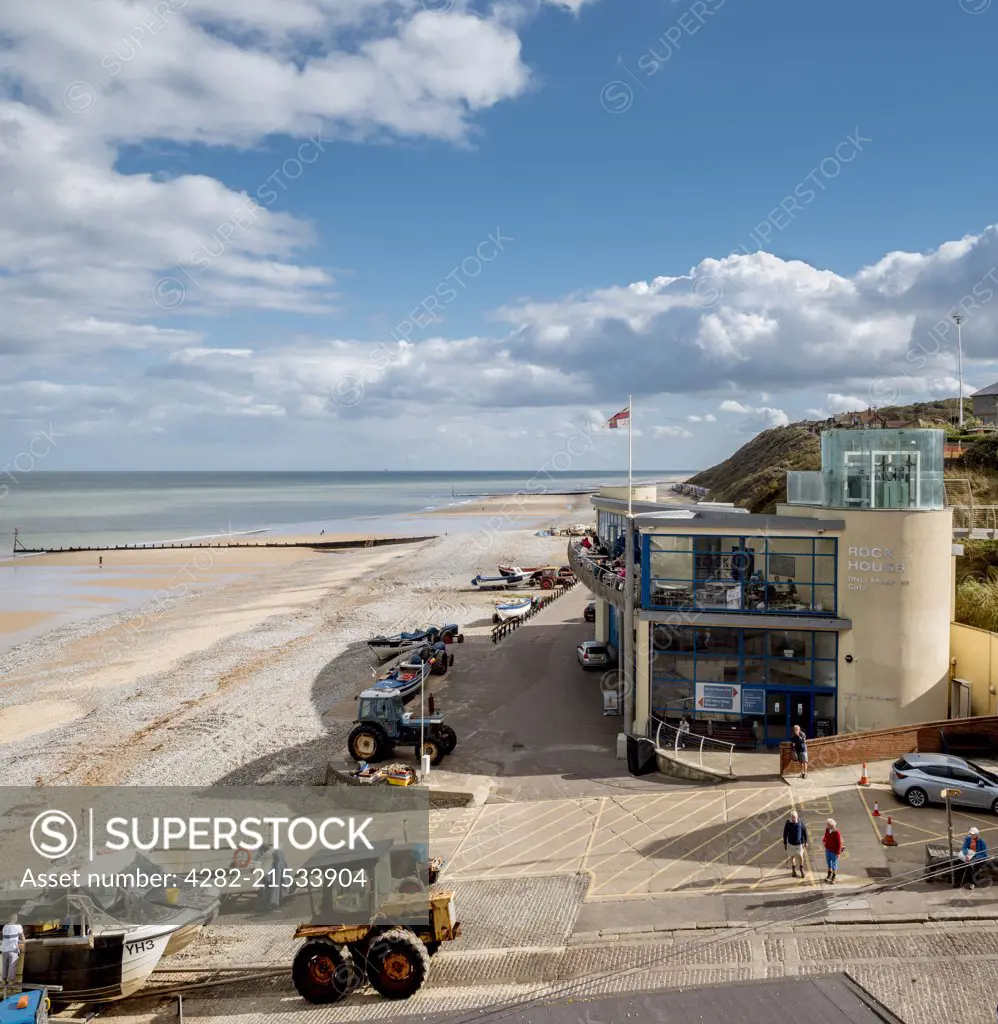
954 827 989 889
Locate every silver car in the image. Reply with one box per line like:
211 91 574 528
890 752 998 813
577 641 615 669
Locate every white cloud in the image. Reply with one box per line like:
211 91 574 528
719 400 790 428
826 393 864 413
654 425 694 438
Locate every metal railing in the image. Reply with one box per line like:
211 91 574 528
567 541 639 607
651 716 735 776
951 505 998 535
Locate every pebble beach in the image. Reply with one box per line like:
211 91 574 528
0 492 595 786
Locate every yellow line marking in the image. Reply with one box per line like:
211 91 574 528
587 794 742 895
586 793 730 868
618 789 786 896
585 790 720 858
453 800 588 865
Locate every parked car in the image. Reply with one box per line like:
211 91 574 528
890 752 998 813
577 640 616 669
584 602 596 623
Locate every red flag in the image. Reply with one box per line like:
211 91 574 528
606 407 630 429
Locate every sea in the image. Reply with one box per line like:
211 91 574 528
0 471 691 551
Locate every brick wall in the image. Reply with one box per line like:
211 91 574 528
779 715 998 774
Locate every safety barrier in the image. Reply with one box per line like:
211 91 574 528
651 716 735 776
490 579 577 644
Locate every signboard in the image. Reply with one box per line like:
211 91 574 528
742 688 765 715
695 683 741 714
602 688 619 715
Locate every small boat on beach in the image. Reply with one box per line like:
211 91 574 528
494 597 534 621
471 572 525 589
497 563 548 578
367 624 460 661
11 894 187 1002
371 658 430 702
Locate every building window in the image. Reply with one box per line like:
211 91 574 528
650 626 837 717
643 534 837 616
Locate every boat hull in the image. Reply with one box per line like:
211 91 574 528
24 924 176 1002
495 600 533 621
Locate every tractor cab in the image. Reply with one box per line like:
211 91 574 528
356 691 406 739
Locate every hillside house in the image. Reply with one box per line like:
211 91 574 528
971 382 998 425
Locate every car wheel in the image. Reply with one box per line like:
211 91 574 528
906 786 927 808
992 797 998 816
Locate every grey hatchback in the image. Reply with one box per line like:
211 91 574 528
890 752 998 814
577 641 616 669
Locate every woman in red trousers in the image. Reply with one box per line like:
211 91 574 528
823 818 844 884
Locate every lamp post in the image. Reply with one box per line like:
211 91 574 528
952 314 965 428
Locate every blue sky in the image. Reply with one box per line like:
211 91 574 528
2 0 998 471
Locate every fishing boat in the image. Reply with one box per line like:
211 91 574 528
14 894 187 1002
494 597 534 621
497 563 548 578
367 624 460 661
371 658 430 702
471 572 525 589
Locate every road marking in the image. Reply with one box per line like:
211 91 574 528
620 789 781 896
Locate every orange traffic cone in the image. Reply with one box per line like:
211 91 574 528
858 762 870 786
882 816 897 846
872 801 880 817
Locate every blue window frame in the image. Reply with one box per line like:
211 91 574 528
642 533 837 616
650 626 838 719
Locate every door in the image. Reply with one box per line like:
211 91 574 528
917 765 952 803
765 691 788 744
790 694 812 736
948 766 992 809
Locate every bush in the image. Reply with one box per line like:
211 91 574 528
955 570 998 632
963 435 998 470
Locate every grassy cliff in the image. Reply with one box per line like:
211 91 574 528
686 428 821 513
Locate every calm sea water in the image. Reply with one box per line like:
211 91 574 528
0 471 688 550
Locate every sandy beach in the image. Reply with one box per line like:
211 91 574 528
0 492 595 783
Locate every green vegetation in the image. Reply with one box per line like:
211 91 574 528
963 434 998 470
686 427 821 513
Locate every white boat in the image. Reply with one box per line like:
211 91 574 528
19 894 186 1001
472 572 525 589
494 597 534 621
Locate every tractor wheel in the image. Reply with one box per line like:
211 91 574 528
348 725 387 763
418 739 444 765
431 657 447 676
292 940 351 1004
365 929 430 999
492 613 500 625
437 724 457 755
457 633 464 643
540 576 554 590
449 653 455 667
441 629 454 643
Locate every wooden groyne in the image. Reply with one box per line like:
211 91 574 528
12 535 438 555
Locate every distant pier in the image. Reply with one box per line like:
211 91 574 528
11 535 438 555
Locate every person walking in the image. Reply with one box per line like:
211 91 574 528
783 810 809 878
791 724 808 779
953 826 989 889
823 818 844 884
2 913 24 995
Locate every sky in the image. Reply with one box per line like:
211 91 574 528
2 0 998 472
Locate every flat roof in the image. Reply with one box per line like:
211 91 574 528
388 975 906 1024
635 511 846 532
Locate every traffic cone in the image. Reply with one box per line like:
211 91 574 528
882 816 897 846
872 801 880 817
858 762 870 786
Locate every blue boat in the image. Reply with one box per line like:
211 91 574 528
371 658 430 702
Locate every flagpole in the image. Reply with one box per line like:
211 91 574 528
627 394 633 516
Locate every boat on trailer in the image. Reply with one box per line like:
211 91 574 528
14 894 188 1002
471 572 525 589
494 597 534 621
370 658 430 703
368 624 460 661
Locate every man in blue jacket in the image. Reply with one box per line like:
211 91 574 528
954 827 989 889
783 810 809 878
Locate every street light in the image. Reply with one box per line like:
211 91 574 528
952 314 965 428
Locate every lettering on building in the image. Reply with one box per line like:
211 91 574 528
846 545 908 589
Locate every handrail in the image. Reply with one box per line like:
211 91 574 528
650 715 734 776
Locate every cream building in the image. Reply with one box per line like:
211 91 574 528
579 429 957 744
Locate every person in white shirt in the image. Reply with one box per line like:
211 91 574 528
2 914 24 992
